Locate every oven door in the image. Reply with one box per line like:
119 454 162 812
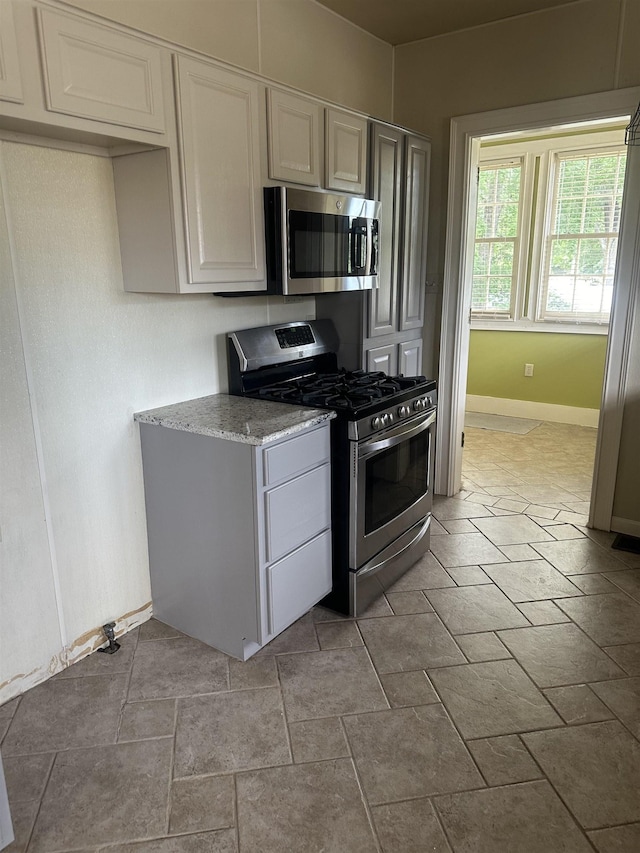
351 408 435 570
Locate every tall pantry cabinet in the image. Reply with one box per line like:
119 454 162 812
316 122 431 377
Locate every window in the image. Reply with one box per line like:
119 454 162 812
472 161 522 317
471 128 627 330
539 149 626 323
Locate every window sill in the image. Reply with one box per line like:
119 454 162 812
470 320 608 335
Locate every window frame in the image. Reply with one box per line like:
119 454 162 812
471 155 529 321
470 128 627 334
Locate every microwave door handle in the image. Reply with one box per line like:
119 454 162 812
350 230 362 272
350 224 367 272
366 221 374 276
365 219 375 275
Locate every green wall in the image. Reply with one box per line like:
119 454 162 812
466 331 607 409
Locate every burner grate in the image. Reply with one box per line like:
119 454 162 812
254 368 428 413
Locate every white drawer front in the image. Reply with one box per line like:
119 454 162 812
264 464 330 564
263 426 330 486
267 530 332 636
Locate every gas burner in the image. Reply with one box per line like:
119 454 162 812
254 369 430 414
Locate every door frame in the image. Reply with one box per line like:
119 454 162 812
435 87 640 532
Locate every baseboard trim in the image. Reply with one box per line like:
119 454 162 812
611 517 640 538
466 395 600 428
0 601 152 705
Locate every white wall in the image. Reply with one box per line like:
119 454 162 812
67 0 394 120
0 141 314 702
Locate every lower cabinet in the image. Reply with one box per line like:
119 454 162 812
399 337 423 376
138 420 332 660
267 531 331 636
366 343 398 375
366 337 423 377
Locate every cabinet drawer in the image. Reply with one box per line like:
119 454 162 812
263 426 330 486
264 464 331 563
267 530 332 636
38 9 166 132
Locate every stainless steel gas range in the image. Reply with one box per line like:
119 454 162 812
227 320 437 616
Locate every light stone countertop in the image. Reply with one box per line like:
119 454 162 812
134 393 335 446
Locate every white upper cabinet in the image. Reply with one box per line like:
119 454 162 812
400 134 431 331
368 123 403 337
37 8 166 132
267 89 322 187
175 56 266 288
0 2 24 103
325 107 368 195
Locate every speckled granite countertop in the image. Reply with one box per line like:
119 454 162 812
134 394 335 446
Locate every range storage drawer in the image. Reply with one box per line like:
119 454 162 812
267 530 332 635
264 463 331 563
262 425 330 486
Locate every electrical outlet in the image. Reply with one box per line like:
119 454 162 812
524 363 534 377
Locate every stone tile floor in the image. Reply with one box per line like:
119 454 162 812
3 421 640 851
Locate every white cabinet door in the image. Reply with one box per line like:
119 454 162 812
175 56 266 288
400 135 430 330
368 123 403 337
325 108 367 195
399 337 423 377
366 343 398 376
267 89 321 187
267 530 332 635
37 8 165 132
0 2 23 104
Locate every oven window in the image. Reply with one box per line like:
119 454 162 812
289 210 349 278
364 429 430 534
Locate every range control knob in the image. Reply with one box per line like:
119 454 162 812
413 398 424 411
380 413 389 427
371 416 382 430
387 412 394 424
397 405 411 418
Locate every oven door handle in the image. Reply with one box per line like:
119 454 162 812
356 515 432 579
359 409 436 459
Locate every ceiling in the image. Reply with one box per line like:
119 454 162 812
315 0 581 45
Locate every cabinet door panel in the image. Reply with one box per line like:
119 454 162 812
368 123 403 337
400 135 430 330
176 57 265 286
267 531 332 635
325 108 367 194
0 2 23 104
267 89 321 186
38 9 165 131
399 337 423 377
366 343 398 376
264 464 331 564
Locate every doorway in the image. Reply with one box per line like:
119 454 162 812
435 87 640 533
461 121 626 524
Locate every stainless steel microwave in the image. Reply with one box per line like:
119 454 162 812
264 186 380 295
